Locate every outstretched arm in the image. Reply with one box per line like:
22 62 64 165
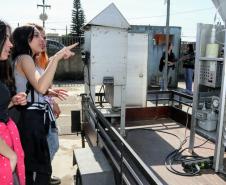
16 43 78 94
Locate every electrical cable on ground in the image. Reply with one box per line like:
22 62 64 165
126 123 212 176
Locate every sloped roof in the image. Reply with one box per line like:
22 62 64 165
212 0 226 22
84 3 130 29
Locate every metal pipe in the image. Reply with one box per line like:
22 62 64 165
100 138 131 185
163 0 170 90
214 27 226 172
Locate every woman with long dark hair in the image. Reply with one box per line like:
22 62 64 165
12 24 77 185
29 23 65 185
0 20 26 185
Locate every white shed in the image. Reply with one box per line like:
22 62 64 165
83 3 129 106
83 3 148 108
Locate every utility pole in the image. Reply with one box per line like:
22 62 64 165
163 0 170 90
37 0 51 28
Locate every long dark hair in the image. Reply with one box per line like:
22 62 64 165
0 20 16 96
11 25 35 60
187 44 194 54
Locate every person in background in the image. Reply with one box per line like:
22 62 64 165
12 24 77 185
159 42 177 89
0 20 26 185
179 44 195 95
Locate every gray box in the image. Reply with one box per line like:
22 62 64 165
74 147 115 185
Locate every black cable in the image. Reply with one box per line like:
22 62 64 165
126 128 184 146
164 103 203 176
126 128 211 176
165 134 210 176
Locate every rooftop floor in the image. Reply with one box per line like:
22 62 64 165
125 118 226 185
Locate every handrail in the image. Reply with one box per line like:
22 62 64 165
147 90 193 107
83 96 163 185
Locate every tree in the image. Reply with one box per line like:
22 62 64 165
71 0 85 37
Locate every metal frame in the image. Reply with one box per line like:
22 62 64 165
214 30 226 173
95 90 193 109
188 23 226 173
147 90 193 107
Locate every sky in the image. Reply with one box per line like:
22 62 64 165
0 0 223 41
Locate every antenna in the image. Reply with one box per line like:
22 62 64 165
37 0 51 28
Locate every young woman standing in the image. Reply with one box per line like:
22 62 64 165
0 20 26 185
12 24 77 185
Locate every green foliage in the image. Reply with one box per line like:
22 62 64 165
71 0 86 37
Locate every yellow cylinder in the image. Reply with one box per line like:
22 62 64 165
205 43 219 58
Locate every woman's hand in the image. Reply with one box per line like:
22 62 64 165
11 92 27 106
46 88 69 101
55 43 79 60
52 101 61 118
167 61 174 66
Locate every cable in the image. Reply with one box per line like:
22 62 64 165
184 102 193 141
126 128 184 146
126 127 211 176
128 7 214 20
165 137 211 176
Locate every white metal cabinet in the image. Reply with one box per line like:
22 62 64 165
189 23 226 173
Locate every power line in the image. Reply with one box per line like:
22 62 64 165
45 27 66 30
128 7 214 20
46 21 70 24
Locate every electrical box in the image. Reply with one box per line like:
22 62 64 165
199 59 223 87
84 26 128 86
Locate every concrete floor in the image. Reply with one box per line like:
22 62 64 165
52 135 81 185
51 84 84 185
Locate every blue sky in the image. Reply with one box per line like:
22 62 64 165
0 0 222 41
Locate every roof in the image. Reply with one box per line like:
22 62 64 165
84 3 130 30
212 0 226 22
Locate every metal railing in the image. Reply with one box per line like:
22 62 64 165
147 90 193 108
81 94 163 185
46 35 84 46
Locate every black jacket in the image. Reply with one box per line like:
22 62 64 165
181 51 195 69
159 51 176 72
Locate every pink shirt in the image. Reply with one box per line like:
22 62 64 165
0 118 25 185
